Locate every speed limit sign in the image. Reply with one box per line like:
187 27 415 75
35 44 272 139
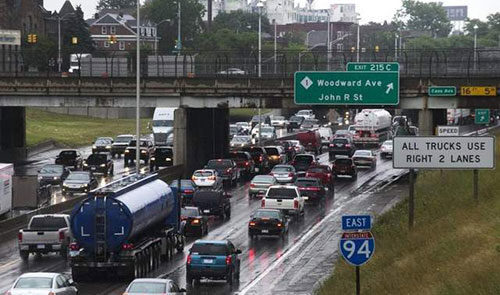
339 231 375 266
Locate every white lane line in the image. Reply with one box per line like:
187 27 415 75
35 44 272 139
238 206 342 295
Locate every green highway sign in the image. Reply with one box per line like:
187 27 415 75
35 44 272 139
475 109 490 124
294 71 399 105
346 62 399 72
428 86 457 96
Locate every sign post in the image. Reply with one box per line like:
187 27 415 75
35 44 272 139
340 215 375 295
475 109 490 125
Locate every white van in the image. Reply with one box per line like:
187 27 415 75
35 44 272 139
152 108 176 146
0 163 13 216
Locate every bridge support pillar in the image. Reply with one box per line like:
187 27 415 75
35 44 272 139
174 108 229 177
0 107 27 162
417 109 447 136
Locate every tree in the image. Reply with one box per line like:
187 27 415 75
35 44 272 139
464 18 489 37
394 0 452 38
212 10 271 34
96 0 135 11
142 0 205 52
61 6 95 70
22 36 57 71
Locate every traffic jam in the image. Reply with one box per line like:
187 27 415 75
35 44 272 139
5 108 412 295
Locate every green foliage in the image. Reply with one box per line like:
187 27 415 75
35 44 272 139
394 0 452 37
62 6 95 53
142 0 205 52
212 10 271 34
96 0 136 11
195 29 258 53
22 36 57 71
464 18 489 37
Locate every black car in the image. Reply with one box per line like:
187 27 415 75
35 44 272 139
329 137 356 160
110 134 134 158
238 146 270 174
251 114 271 128
181 206 209 237
192 190 231 219
55 150 83 169
61 171 98 196
332 157 358 180
287 116 304 132
38 164 69 186
124 139 154 166
229 151 255 178
83 153 114 176
92 137 113 154
205 159 240 186
278 140 296 161
248 209 289 239
150 146 173 171
294 177 326 202
290 154 317 172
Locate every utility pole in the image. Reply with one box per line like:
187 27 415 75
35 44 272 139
58 16 61 72
327 12 330 70
136 0 141 174
177 1 182 54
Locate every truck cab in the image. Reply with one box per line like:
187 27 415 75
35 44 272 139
152 108 176 146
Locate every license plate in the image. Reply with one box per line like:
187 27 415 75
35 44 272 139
200 179 205 182
91 167 96 170
340 170 346 173
203 209 210 213
203 259 214 264
261 229 269 233
37 244 45 249
255 168 260 172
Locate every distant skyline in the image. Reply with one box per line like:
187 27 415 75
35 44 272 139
44 0 500 24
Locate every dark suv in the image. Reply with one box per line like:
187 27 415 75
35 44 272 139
186 240 241 286
124 139 154 166
287 116 304 132
110 134 134 158
329 137 356 160
192 190 231 219
332 157 358 180
92 137 113 154
83 153 114 176
205 159 240 186
55 150 83 169
150 146 173 171
238 146 270 174
229 151 255 179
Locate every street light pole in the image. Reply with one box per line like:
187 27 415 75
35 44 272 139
394 34 398 60
58 16 61 72
327 12 330 70
356 17 360 62
473 24 478 71
274 19 277 74
136 0 141 174
155 19 171 56
258 2 263 78
177 1 182 54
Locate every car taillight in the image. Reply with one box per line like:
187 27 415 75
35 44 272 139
329 144 334 147
18 232 22 243
288 173 293 177
259 156 263 161
184 189 194 194
69 242 80 251
345 144 351 148
122 243 134 250
277 223 282 227
370 133 378 138
249 221 256 226
58 230 65 242
226 255 232 265
308 187 321 191
261 199 265 207
327 173 331 178
250 183 256 188
208 176 216 180
294 199 299 209
187 254 192 265
226 168 232 173
245 161 250 166
191 219 200 225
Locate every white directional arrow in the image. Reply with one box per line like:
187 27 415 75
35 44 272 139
386 83 394 94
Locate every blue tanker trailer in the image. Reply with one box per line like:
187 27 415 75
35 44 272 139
68 173 184 281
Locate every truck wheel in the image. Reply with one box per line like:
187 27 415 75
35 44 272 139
60 247 68 260
227 269 234 285
225 209 231 219
20 251 29 261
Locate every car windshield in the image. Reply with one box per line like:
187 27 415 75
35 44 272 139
232 136 249 143
170 180 195 188
95 138 111 145
115 136 133 143
66 173 90 181
355 151 372 156
254 210 280 219
290 116 302 122
230 126 238 133
230 152 248 160
296 179 320 187
297 110 311 115
308 167 328 173
181 208 200 217
273 116 284 120
261 127 274 133
129 140 149 147
152 120 173 127
86 154 106 164
191 243 228 255
272 166 293 172
335 159 352 165
236 122 249 127
193 171 214 177
128 282 166 293
30 216 67 230
59 151 76 157
252 175 275 183
332 139 348 144
155 148 173 157
295 155 313 163
335 130 349 135
251 115 266 122
266 188 297 199
303 120 316 125
14 277 53 289
207 160 232 169
264 148 279 155
241 147 263 156
40 165 63 174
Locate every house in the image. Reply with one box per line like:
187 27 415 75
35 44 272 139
88 12 158 52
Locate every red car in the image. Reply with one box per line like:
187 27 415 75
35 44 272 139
305 165 334 190
296 130 322 155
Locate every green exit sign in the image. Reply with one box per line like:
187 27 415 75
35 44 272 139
428 86 457 96
294 71 399 105
346 62 399 72
475 109 490 124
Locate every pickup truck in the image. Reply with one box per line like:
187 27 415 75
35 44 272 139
261 185 305 216
18 214 71 260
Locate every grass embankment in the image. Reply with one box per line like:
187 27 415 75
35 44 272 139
26 108 150 147
318 134 500 295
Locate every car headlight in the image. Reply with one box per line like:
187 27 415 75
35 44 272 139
81 183 88 188
141 150 147 154
100 164 106 167
166 158 172 161
125 150 129 153
151 157 156 161
53 176 59 180
105 145 111 149
38 176 43 181
83 163 88 167
93 145 97 149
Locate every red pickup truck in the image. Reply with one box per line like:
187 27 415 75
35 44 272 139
296 130 322 155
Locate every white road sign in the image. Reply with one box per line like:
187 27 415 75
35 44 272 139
393 136 495 169
437 126 459 136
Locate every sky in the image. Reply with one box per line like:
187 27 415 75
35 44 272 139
45 0 500 24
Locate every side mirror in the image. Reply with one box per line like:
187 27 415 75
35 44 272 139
235 249 242 254
147 122 151 130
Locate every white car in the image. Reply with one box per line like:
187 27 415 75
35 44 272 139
260 126 277 140
236 122 251 134
318 127 333 146
230 135 252 148
380 140 393 159
191 169 222 189
7 272 78 295
352 150 377 168
270 116 288 128
262 185 305 216
124 278 185 294
295 110 315 120
218 68 246 75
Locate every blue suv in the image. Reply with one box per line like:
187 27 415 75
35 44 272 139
186 240 241 285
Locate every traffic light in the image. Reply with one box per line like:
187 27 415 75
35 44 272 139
72 37 78 45
108 35 117 44
27 34 32 43
351 47 355 53
375 45 380 52
32 34 37 43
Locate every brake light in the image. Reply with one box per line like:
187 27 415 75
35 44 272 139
329 144 334 147
288 173 293 177
294 200 299 209
250 183 256 188
18 232 22 243
259 156 263 161
191 219 200 225
58 230 65 242
226 255 232 265
187 254 192 265
277 223 282 227
69 242 80 251
208 176 216 180
245 161 249 166
261 198 265 207
345 144 351 148
249 221 256 226
327 173 331 178
184 189 194 194
122 243 134 250
307 187 321 191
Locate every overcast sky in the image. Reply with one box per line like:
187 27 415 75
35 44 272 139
45 0 499 24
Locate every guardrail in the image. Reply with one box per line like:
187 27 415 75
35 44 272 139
0 165 184 240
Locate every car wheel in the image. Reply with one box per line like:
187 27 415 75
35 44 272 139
124 159 128 167
227 269 234 285
20 250 29 261
186 272 193 286
226 209 231 219
110 166 114 176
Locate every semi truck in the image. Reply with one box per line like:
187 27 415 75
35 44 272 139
352 109 392 147
0 163 13 217
152 108 176 146
68 173 184 281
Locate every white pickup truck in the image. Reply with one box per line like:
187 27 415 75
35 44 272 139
261 185 305 216
18 214 71 260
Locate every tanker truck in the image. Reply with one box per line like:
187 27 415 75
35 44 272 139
68 173 184 281
353 109 392 147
